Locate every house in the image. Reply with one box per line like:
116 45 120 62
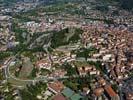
94 88 104 97
36 95 42 100
103 54 112 61
70 94 83 100
78 65 100 75
62 88 82 100
62 88 74 98
43 90 52 97
42 90 52 100
35 59 51 70
53 94 66 100
98 78 106 86
49 69 67 78
93 54 101 58
82 87 90 95
48 81 64 94
90 70 100 75
104 85 119 100
126 93 133 100
77 66 92 75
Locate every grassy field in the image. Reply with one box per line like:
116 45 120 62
7 77 32 88
19 57 33 79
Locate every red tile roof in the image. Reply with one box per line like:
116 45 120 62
48 81 64 93
104 85 117 97
53 94 66 100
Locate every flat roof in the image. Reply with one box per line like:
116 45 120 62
62 88 74 98
70 94 82 100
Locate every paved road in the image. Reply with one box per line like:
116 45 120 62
3 57 15 79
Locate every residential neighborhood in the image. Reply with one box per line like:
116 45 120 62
0 0 133 100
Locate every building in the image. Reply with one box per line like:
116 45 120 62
126 93 133 100
53 94 66 100
62 88 74 98
98 78 106 86
35 59 51 70
62 88 82 100
70 94 82 100
48 81 64 94
104 85 119 100
94 88 104 97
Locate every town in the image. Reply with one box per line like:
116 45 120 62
0 0 133 100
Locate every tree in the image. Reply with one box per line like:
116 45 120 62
63 62 78 76
20 82 47 100
112 84 118 92
0 52 12 60
120 0 133 10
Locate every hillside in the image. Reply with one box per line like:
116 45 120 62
1 0 133 10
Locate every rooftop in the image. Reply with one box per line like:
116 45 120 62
62 88 74 98
48 81 64 93
70 94 82 100
104 85 117 97
53 94 66 100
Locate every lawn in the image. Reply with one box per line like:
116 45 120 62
19 57 33 79
7 77 32 88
